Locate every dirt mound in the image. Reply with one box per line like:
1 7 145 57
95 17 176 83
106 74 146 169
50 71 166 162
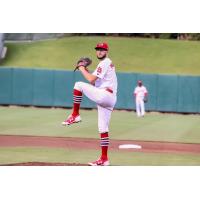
1 135 200 154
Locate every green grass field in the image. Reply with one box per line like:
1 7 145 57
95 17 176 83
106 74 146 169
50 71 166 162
1 147 200 166
0 106 200 165
1 106 200 143
1 36 200 75
1 36 200 165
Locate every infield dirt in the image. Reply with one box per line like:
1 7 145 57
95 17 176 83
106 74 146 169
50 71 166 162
1 135 200 166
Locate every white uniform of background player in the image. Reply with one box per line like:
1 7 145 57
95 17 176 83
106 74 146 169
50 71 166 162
62 42 117 166
134 80 148 117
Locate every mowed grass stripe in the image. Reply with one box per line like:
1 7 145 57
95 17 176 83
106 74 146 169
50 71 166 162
0 147 200 165
0 107 200 143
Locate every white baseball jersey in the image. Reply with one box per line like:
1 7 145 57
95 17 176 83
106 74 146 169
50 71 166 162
134 86 148 100
92 58 117 95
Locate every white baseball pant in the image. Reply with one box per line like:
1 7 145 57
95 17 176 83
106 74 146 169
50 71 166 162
74 81 117 133
136 98 145 117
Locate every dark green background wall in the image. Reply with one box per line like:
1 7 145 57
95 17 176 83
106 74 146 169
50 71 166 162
0 67 200 113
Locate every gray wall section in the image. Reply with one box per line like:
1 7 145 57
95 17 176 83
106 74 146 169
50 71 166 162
0 67 200 113
0 33 5 58
4 33 65 41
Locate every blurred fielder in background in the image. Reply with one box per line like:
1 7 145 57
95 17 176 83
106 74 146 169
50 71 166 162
62 42 117 166
134 80 148 117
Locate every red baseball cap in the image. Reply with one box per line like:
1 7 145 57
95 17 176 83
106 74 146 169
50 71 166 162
138 80 143 84
95 42 109 51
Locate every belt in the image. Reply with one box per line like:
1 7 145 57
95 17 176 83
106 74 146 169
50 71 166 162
105 88 113 94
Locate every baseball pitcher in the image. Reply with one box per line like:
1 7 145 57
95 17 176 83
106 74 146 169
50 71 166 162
62 42 117 166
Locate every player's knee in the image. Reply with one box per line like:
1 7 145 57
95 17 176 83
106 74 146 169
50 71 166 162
74 81 84 91
96 95 106 104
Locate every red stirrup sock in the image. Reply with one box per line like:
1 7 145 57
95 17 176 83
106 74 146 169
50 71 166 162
100 132 109 160
72 89 82 117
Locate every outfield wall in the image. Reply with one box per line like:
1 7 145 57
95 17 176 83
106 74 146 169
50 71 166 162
0 67 200 113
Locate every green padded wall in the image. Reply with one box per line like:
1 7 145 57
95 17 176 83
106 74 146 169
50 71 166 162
33 69 54 106
116 72 137 109
157 75 179 112
12 68 33 105
177 76 200 113
0 67 200 113
54 70 74 107
0 68 12 104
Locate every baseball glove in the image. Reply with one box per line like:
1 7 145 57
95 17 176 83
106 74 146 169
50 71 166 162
143 96 148 103
74 57 92 72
